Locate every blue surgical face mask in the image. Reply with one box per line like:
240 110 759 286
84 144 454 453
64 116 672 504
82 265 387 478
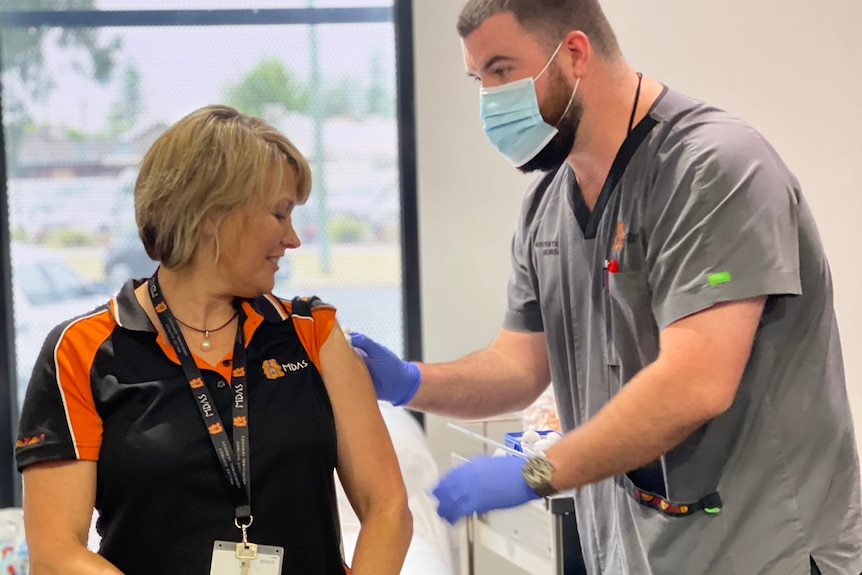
479 41 580 167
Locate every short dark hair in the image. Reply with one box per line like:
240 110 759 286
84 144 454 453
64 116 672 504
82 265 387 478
457 0 621 60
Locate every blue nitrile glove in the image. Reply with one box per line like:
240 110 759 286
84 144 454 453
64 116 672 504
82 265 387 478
432 455 539 524
350 331 421 406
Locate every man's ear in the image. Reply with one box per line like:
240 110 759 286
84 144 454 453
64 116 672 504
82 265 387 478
561 30 591 77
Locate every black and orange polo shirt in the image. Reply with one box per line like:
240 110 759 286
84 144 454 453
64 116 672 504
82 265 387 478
16 279 347 575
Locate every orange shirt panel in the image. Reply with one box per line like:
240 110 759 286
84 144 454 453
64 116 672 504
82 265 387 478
54 309 115 460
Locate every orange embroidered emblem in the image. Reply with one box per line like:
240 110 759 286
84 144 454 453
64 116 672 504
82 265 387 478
262 359 285 380
612 222 627 252
15 434 46 448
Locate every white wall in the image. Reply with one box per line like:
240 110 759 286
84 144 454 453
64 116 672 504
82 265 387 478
411 2 530 571
413 1 862 573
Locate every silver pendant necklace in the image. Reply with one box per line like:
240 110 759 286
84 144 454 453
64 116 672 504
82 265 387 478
174 312 238 351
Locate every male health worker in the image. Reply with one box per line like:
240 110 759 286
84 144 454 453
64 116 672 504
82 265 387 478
351 1 862 573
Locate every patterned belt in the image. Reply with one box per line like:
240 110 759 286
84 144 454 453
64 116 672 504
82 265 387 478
631 486 723 517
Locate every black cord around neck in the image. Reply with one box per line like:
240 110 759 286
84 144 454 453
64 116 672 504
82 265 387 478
627 72 644 134
174 311 238 336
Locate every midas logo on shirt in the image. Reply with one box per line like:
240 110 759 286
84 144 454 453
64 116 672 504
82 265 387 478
261 358 308 379
282 360 308 372
262 359 285 379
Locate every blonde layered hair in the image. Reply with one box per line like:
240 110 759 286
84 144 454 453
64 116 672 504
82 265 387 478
134 104 312 269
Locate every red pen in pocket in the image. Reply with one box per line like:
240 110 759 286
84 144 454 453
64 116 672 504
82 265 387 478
604 258 619 291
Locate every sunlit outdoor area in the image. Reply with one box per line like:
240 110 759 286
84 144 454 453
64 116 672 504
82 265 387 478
1 1 406 409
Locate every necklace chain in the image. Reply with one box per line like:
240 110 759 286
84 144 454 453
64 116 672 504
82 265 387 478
174 312 238 352
174 312 238 335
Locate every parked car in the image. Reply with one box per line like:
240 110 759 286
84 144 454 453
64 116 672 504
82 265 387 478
7 176 135 241
326 184 400 230
11 244 109 407
103 227 158 292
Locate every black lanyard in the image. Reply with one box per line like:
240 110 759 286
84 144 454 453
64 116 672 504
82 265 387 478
147 272 253 527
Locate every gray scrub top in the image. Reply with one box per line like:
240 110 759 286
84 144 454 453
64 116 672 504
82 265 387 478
505 87 862 575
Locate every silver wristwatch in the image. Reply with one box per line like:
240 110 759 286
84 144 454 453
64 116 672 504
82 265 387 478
521 453 558 497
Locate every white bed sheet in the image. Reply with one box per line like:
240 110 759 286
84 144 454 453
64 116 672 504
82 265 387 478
337 403 458 575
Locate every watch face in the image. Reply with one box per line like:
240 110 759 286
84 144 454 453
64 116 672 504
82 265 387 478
524 461 544 482
524 455 554 488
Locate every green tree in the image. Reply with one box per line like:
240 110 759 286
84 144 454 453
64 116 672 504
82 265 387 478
225 58 309 118
1 0 120 172
323 77 357 118
364 51 394 117
107 60 143 136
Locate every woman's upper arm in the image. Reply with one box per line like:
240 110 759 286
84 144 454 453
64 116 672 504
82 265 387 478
318 321 407 519
23 460 98 553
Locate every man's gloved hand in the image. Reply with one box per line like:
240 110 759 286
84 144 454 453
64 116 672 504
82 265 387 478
349 332 421 406
432 455 539 524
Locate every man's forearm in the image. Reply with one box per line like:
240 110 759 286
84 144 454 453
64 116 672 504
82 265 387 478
409 348 548 419
545 358 727 492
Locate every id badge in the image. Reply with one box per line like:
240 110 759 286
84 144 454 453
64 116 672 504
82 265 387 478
210 540 283 575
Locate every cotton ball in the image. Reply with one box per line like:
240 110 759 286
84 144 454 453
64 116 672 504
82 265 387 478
492 448 509 458
520 430 541 447
342 326 353 346
543 432 562 446
533 438 552 453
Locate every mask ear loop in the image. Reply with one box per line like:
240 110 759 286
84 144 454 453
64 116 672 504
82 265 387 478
535 40 565 81
554 77 580 128
535 40 580 128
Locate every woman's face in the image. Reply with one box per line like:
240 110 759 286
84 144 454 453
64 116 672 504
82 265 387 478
215 165 301 298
